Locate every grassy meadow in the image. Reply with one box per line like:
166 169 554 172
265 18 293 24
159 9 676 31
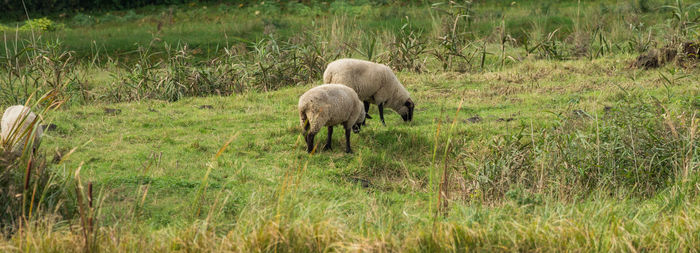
1 0 699 252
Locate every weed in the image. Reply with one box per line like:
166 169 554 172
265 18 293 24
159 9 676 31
387 18 427 72
430 1 476 72
661 0 700 37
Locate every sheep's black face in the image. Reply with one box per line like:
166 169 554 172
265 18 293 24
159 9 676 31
352 123 361 133
356 110 366 129
401 99 415 122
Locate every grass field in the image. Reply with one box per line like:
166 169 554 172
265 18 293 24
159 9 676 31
1 0 699 252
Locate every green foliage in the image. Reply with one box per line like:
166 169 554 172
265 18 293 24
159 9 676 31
20 18 65 32
0 24 13 31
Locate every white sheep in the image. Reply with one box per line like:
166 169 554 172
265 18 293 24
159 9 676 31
1 105 43 155
323 58 415 125
298 84 366 154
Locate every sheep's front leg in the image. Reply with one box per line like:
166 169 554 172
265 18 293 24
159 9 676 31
305 132 317 153
344 126 353 154
378 102 386 126
363 101 372 120
324 126 333 151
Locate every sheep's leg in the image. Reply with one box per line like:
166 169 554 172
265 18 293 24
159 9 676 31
344 126 353 154
378 102 386 126
324 126 333 151
305 132 317 153
363 101 372 120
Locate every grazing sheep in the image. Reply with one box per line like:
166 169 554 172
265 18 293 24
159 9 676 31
298 84 366 154
323 58 415 125
1 105 43 155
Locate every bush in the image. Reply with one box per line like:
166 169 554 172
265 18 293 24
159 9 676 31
0 24 14 31
20 18 65 31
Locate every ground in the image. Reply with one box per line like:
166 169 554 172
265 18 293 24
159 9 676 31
23 55 696 251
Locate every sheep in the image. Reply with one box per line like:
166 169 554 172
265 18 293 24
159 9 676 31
323 58 415 126
298 84 366 154
1 105 43 155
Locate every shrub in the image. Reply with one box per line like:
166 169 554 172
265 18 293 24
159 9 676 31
20 18 65 32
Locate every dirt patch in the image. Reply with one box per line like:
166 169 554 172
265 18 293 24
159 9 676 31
465 115 482 123
41 123 57 131
632 41 700 69
104 108 122 115
497 117 515 122
632 47 676 69
682 42 700 59
346 177 372 188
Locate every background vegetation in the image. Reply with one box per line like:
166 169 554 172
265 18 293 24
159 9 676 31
0 0 698 251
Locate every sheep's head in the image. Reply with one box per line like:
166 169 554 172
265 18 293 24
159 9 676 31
353 110 366 133
399 98 414 122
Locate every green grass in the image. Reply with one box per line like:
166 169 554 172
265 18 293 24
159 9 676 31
9 55 691 251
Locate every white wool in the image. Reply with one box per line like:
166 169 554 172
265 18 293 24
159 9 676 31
1 105 43 154
323 58 412 114
298 84 365 134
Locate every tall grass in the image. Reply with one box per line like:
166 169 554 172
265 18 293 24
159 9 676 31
462 92 698 201
0 34 87 106
0 91 72 234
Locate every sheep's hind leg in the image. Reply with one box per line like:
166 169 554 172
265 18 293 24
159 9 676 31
363 101 372 120
378 102 386 126
306 132 317 153
324 126 333 151
344 126 353 154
